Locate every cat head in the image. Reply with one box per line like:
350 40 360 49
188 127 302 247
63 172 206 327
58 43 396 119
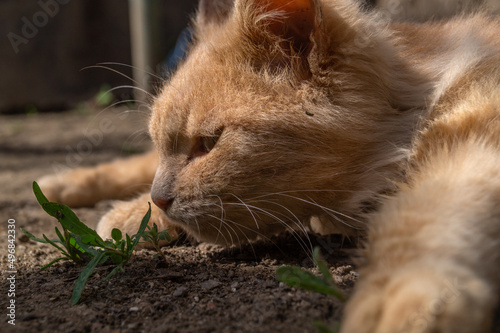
149 0 419 244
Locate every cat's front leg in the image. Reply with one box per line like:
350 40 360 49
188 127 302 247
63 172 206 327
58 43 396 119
341 262 495 333
340 144 500 333
96 192 180 247
38 151 158 207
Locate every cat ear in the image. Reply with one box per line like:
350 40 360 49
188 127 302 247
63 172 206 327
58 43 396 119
198 0 235 26
243 0 322 55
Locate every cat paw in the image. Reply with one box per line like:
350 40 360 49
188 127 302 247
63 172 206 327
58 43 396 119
340 268 494 333
96 193 179 248
37 169 100 207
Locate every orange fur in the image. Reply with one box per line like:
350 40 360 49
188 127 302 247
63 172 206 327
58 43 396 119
39 0 500 331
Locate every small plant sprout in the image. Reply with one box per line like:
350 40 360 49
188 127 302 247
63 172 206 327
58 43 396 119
276 247 344 333
21 181 164 305
141 223 172 263
276 247 345 300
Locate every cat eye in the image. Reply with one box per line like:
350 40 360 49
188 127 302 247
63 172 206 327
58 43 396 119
201 128 223 152
191 128 223 159
201 136 219 153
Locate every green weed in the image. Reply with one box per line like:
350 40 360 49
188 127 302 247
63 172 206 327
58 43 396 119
21 181 169 305
276 247 344 333
142 223 171 263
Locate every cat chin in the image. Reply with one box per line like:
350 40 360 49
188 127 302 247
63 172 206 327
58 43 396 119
166 213 283 246
177 223 259 246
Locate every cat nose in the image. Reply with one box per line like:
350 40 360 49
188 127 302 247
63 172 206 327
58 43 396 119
152 196 175 211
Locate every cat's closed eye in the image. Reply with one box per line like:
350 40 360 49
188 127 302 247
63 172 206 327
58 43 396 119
191 128 223 159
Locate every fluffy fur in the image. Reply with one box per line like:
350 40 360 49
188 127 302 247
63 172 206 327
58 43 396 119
376 0 500 22
39 0 500 331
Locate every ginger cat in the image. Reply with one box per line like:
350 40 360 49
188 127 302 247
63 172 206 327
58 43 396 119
39 0 500 331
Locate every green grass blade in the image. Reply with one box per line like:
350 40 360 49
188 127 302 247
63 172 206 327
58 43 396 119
41 257 69 270
158 229 171 242
276 266 345 301
72 251 105 305
129 203 151 254
32 181 106 245
73 235 101 257
104 263 123 281
20 228 50 244
42 234 70 258
313 321 340 333
81 235 97 246
32 181 49 205
55 227 66 244
313 248 333 284
126 234 132 249
41 202 98 236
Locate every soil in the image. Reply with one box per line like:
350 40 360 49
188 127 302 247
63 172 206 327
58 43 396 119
1 108 499 333
0 108 355 333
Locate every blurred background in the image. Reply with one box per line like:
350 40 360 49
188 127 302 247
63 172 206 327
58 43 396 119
1 0 497 114
0 0 198 114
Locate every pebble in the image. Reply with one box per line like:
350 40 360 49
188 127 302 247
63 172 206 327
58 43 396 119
201 279 220 291
129 307 139 312
19 313 36 321
172 286 188 298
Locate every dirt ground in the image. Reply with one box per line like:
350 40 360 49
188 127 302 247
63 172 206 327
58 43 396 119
0 107 357 333
1 107 499 333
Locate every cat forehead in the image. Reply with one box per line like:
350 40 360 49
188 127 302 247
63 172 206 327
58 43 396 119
150 14 315 143
154 47 293 123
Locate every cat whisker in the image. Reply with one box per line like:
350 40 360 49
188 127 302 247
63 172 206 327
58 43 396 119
83 101 149 135
271 193 366 227
247 198 314 250
124 128 151 149
95 62 165 82
225 193 261 230
194 216 202 239
207 214 272 256
81 64 138 85
206 221 231 245
248 189 362 201
221 201 313 255
207 214 251 246
106 85 156 101
207 213 270 242
212 194 226 221
92 99 149 118
306 196 365 226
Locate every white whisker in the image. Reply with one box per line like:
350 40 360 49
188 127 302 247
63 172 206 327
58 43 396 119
271 193 366 228
106 85 155 100
81 64 138 85
222 202 313 255
226 193 260 230
95 62 165 81
247 198 313 250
